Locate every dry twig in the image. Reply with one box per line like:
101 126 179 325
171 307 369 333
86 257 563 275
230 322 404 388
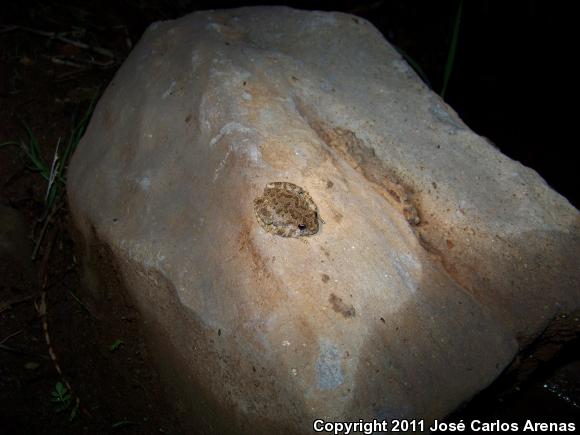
0 24 115 59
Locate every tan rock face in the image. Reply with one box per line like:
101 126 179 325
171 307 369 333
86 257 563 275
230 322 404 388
67 6 580 434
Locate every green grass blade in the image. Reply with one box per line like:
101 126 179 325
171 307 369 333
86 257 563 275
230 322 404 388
62 91 99 168
19 121 50 179
441 0 463 99
5 91 100 232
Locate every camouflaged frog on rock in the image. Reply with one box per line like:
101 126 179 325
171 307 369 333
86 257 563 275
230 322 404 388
254 182 321 238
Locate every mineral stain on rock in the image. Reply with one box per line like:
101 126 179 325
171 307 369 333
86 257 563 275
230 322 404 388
329 293 356 318
253 182 320 238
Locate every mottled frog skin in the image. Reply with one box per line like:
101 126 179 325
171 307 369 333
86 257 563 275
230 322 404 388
253 182 319 237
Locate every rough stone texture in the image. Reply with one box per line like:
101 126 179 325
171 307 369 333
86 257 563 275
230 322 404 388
67 6 580 434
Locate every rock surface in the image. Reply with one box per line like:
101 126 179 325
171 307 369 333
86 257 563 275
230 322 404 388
67 6 580 434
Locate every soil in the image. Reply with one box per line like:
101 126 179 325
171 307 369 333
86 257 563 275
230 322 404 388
1 1 578 434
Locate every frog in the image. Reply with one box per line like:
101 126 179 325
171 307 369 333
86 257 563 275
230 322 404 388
253 182 320 238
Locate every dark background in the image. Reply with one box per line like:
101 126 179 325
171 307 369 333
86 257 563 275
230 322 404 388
1 1 577 434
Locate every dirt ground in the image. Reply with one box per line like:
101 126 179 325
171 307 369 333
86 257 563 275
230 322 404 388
1 1 578 434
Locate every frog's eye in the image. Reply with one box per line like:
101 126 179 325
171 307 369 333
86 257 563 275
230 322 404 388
298 224 306 231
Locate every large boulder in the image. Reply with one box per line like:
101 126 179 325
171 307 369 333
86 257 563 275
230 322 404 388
67 6 580 434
